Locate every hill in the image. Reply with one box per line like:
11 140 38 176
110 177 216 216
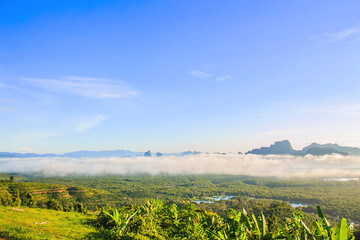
246 140 295 155
0 175 105 209
0 205 103 240
299 142 360 155
246 140 357 156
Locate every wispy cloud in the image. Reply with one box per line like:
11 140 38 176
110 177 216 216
20 147 36 153
21 76 139 99
215 75 233 82
318 26 360 44
0 82 24 92
75 115 108 131
189 70 210 78
299 103 360 117
0 105 15 112
0 96 16 112
255 128 310 137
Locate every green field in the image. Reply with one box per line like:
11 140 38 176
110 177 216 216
0 205 104 240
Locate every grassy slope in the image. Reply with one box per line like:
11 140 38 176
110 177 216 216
0 206 104 240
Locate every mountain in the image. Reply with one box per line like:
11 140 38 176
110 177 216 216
181 151 201 156
144 150 152 157
247 140 359 156
246 140 295 155
2 140 360 158
0 152 57 158
0 152 17 158
0 150 142 158
304 147 348 156
299 143 360 156
62 150 141 158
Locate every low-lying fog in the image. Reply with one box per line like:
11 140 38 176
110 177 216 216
1 154 360 178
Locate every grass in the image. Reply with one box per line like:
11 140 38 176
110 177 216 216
0 206 105 240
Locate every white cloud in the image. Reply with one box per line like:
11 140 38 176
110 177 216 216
318 26 360 44
20 147 36 153
21 76 139 99
1 154 359 178
215 75 233 82
189 70 210 78
76 115 108 131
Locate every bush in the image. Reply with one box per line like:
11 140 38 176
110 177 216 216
74 203 87 213
63 202 74 212
20 191 36 207
46 199 63 211
94 200 355 240
12 190 21 207
0 190 12 206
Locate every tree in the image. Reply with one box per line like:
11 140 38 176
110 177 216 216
74 203 87 213
46 199 62 211
9 175 14 183
63 202 74 212
12 190 21 207
0 191 12 206
20 191 36 207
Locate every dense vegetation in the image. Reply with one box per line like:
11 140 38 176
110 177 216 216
0 175 104 212
0 198 356 239
1 173 359 239
95 199 355 239
24 175 360 222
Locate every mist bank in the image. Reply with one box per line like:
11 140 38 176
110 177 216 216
1 154 360 178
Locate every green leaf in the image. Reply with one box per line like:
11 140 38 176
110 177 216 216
317 206 330 228
332 218 348 240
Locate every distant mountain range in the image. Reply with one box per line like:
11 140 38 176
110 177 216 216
246 140 359 156
1 141 359 158
0 150 201 158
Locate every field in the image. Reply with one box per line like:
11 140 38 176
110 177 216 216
0 205 103 240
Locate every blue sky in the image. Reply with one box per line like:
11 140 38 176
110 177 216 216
1 0 360 153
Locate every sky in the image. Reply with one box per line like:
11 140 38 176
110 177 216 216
1 0 360 154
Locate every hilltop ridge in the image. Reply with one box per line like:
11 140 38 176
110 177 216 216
246 140 354 156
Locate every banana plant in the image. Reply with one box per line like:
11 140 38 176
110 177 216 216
104 208 137 236
331 218 354 240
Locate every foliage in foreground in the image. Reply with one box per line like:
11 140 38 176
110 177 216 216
95 199 355 240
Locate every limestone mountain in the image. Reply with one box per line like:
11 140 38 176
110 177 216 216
246 140 295 155
246 140 357 156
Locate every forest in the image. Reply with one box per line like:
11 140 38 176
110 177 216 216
0 173 359 239
22 174 360 222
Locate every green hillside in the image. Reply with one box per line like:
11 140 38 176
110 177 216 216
0 205 103 240
0 176 106 209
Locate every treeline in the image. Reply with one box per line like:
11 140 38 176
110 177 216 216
94 199 355 240
0 177 36 207
0 176 91 213
45 198 87 213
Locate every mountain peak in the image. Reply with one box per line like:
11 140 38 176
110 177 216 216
246 140 294 155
